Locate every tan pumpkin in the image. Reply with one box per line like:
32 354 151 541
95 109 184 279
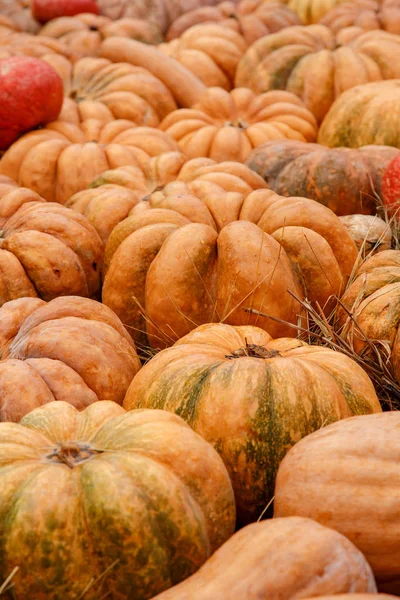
102 186 358 348
0 179 103 306
159 87 318 162
236 25 400 123
0 0 39 32
338 215 392 258
166 0 301 45
0 120 179 204
318 80 400 148
0 15 20 34
0 31 74 62
0 400 235 598
282 0 351 23
39 13 163 58
124 322 381 523
0 296 140 420
320 0 400 34
159 24 247 90
274 411 400 588
152 517 377 599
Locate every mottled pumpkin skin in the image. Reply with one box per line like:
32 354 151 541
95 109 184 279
0 401 235 599
274 412 400 586
246 139 399 215
235 25 400 123
103 185 358 348
153 517 376 599
124 323 381 524
318 80 400 148
0 296 141 421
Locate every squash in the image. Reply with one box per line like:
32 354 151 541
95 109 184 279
284 0 354 24
274 411 400 588
0 120 179 204
338 215 392 258
159 87 318 162
102 187 358 348
318 80 400 148
0 0 39 32
0 296 140 420
304 597 397 599
382 153 400 218
0 31 74 61
0 400 235 598
236 26 400 123
320 0 400 34
124 322 381 523
152 517 377 599
0 179 103 305
246 139 399 215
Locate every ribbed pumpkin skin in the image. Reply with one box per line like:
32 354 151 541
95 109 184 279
124 322 381 524
274 412 400 585
285 0 349 23
235 26 400 123
320 0 400 34
318 80 400 148
0 0 39 32
246 139 399 215
303 596 397 599
152 518 377 599
0 401 235 599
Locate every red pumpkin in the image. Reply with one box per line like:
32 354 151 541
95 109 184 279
382 154 400 219
32 0 100 23
0 56 63 150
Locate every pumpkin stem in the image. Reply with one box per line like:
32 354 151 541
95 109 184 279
45 442 103 468
226 340 281 360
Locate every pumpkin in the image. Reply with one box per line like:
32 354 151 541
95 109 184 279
0 400 235 598
0 296 140 420
283 0 352 23
32 0 100 22
166 0 301 45
0 0 39 32
382 153 400 218
66 151 188 244
318 80 400 148
235 26 400 123
0 31 74 61
0 120 179 204
338 215 392 258
159 87 317 162
245 140 399 215
152 517 376 599
274 411 400 588
159 24 247 90
124 322 381 523
39 14 163 58
304 597 397 599
0 15 20 34
0 179 103 305
103 185 358 348
320 0 400 34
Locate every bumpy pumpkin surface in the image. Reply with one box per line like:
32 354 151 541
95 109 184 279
124 322 381 523
0 31 74 61
159 87 318 161
152 517 376 599
236 26 400 123
0 0 39 32
274 412 400 585
283 0 355 24
318 80 400 148
0 120 179 204
103 186 358 348
0 401 235 598
0 296 140 420
320 0 400 34
246 140 399 215
0 179 103 305
338 215 392 258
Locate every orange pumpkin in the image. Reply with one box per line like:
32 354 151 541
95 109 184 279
0 31 74 61
236 26 400 123
0 400 235 598
282 0 352 23
0 296 140 420
0 0 39 32
159 87 318 161
320 0 400 34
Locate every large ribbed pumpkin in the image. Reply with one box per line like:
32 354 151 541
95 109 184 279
235 26 400 123
152 518 377 599
0 296 141 421
283 0 350 23
124 322 381 523
246 139 399 215
318 80 400 148
102 188 358 348
274 411 400 589
0 400 235 599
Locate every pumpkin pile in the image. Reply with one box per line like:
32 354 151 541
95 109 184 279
1 0 400 598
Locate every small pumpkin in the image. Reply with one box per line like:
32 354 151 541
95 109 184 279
124 322 381 523
0 400 235 598
152 517 377 599
246 139 399 215
0 31 74 61
0 0 39 32
159 87 318 162
283 0 353 24
318 80 400 148
338 215 392 258
320 0 400 34
236 26 400 123
0 296 140 420
274 411 400 588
